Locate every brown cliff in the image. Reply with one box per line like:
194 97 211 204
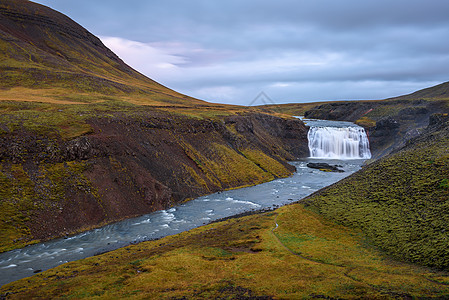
0 106 309 250
0 1 310 251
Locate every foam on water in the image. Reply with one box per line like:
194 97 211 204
2 264 17 269
226 198 262 208
160 211 175 222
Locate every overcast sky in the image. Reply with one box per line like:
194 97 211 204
34 0 449 105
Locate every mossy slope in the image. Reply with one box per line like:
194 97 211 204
0 99 308 253
0 0 207 106
0 1 310 252
2 203 448 298
305 116 449 269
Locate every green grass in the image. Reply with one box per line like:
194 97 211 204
241 148 291 178
0 161 97 252
256 102 335 116
2 204 448 299
180 142 277 189
305 121 449 269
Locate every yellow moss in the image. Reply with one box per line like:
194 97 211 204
0 161 100 253
180 163 210 192
3 204 448 299
225 123 242 138
0 164 37 252
181 142 274 188
240 148 291 178
355 116 376 128
211 143 274 185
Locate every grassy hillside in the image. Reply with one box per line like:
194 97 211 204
390 81 449 101
262 81 449 118
0 0 208 106
305 115 449 269
2 201 448 298
256 102 332 117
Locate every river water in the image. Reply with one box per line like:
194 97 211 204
0 119 369 286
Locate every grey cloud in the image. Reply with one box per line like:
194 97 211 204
33 0 449 104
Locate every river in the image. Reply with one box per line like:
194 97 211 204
0 119 369 286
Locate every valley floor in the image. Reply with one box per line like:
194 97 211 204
2 203 448 299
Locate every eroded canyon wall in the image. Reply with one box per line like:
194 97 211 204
0 110 308 251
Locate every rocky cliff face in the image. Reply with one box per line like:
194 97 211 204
0 1 311 252
304 99 449 159
0 108 309 251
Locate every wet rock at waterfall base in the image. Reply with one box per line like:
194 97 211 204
307 163 345 173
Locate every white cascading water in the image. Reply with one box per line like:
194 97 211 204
308 126 371 159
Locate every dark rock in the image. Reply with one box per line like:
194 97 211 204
398 107 429 120
375 117 400 130
429 113 449 128
307 163 344 172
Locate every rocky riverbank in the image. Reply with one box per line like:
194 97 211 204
0 106 309 253
0 0 311 252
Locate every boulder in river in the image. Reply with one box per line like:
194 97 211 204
307 162 344 173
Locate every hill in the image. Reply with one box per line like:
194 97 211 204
0 0 206 106
390 80 449 101
0 1 309 252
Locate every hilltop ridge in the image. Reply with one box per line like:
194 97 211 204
390 80 449 101
0 0 205 105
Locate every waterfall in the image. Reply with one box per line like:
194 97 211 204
308 126 371 159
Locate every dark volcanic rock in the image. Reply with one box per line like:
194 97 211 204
429 113 449 128
303 99 449 160
307 162 344 172
0 110 310 245
63 136 105 160
375 117 400 130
